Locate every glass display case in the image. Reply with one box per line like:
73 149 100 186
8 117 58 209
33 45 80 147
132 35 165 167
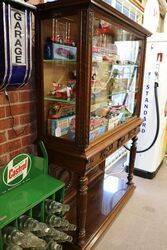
35 1 150 249
90 14 141 141
38 7 144 145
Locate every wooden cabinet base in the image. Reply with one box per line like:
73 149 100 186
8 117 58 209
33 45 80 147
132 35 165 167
64 175 135 250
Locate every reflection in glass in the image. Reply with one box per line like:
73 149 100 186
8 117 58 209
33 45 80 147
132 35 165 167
90 15 141 141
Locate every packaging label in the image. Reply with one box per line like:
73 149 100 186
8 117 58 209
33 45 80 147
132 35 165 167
53 44 77 61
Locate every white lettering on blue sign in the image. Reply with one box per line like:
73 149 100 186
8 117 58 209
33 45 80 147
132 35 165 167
11 9 26 65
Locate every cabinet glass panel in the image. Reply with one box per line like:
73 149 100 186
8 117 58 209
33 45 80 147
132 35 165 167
90 14 142 141
42 15 78 140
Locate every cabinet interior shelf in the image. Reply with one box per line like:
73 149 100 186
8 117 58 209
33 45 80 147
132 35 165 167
44 96 75 104
110 90 137 95
92 61 138 67
43 59 76 64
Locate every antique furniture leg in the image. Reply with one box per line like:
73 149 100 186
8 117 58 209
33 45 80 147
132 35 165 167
127 136 138 185
76 175 88 246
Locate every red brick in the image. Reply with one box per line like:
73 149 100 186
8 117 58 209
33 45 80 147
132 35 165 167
19 90 36 102
0 132 6 144
0 116 19 131
0 93 6 106
7 122 36 140
21 133 37 147
9 145 34 159
0 118 13 131
6 102 36 116
0 107 5 118
0 143 8 155
20 113 36 125
9 149 23 159
8 91 19 103
0 154 8 167
8 139 21 152
0 92 19 106
22 145 34 154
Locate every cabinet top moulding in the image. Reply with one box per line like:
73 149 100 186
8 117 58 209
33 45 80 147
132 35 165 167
37 0 151 37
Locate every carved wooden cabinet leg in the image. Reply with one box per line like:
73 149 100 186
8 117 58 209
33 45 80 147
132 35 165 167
127 136 138 185
76 175 88 246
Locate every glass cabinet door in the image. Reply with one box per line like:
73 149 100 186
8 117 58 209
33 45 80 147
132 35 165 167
41 14 78 140
90 13 142 141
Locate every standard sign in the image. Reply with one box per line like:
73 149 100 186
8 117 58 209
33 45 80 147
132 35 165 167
11 8 26 65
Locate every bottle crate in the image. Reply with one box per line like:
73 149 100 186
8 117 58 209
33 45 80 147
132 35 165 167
0 141 65 249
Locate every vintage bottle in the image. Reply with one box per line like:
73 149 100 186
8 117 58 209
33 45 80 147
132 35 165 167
60 224 76 232
32 222 56 238
46 214 76 231
3 226 46 248
32 240 62 250
35 226 72 243
6 244 23 250
3 227 24 245
19 215 39 231
49 230 73 243
44 37 53 60
20 231 46 248
19 215 55 237
46 240 62 250
45 199 70 215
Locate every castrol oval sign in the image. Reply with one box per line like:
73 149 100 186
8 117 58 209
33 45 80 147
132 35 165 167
3 154 31 187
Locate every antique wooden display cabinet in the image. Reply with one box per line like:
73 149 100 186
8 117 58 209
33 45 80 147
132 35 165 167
35 0 150 248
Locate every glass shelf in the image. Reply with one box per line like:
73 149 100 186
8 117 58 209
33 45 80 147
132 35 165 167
111 90 138 95
44 59 76 64
92 61 138 68
44 96 75 104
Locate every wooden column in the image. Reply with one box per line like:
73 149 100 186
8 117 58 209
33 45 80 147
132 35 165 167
76 175 88 246
127 136 138 185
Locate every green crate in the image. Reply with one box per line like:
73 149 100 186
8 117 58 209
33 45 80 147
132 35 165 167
0 141 65 249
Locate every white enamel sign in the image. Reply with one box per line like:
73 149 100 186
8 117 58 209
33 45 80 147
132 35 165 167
11 8 26 65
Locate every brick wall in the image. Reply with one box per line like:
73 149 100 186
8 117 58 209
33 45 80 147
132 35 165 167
0 84 37 167
0 0 43 167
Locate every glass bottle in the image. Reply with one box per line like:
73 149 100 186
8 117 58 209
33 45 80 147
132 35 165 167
61 224 76 232
19 215 56 238
20 231 46 249
32 222 56 238
46 214 76 231
31 240 62 250
46 240 62 250
44 37 53 60
45 199 70 215
19 215 39 232
35 227 72 243
50 230 73 243
6 244 23 250
3 227 24 245
3 227 46 249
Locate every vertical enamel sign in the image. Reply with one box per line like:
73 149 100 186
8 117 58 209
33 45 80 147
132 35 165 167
0 0 35 90
11 9 26 66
